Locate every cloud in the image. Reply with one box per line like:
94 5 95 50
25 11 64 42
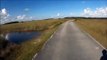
81 7 107 17
0 8 9 19
57 13 60 16
0 8 33 24
16 15 34 21
29 16 33 19
24 8 29 11
0 8 10 24
16 15 26 20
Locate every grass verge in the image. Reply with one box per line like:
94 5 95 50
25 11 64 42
75 19 107 48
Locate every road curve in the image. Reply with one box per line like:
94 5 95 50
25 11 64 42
33 21 104 60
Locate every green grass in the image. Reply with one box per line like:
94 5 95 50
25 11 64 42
75 19 107 48
0 19 67 60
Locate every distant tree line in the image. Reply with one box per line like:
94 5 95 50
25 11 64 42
3 21 25 25
4 21 20 24
64 17 107 19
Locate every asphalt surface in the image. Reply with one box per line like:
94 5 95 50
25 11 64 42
33 21 104 60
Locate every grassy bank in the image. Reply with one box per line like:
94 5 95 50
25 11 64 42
75 19 107 48
7 26 58 60
0 19 67 60
0 19 66 34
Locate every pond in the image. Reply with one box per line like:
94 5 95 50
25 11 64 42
4 32 41 44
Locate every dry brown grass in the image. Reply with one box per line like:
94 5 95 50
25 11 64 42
0 19 66 34
76 19 107 48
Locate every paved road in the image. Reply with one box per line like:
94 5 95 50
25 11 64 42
33 21 104 60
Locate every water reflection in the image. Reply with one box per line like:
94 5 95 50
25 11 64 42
4 32 40 44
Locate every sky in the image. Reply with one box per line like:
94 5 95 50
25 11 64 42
0 0 107 24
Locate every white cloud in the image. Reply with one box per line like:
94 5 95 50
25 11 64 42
29 16 33 19
57 13 60 16
24 8 29 11
1 8 7 15
81 7 107 17
0 8 9 19
16 15 26 20
16 15 34 21
0 8 33 24
0 8 10 24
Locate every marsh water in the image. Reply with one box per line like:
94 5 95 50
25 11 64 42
4 32 40 44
